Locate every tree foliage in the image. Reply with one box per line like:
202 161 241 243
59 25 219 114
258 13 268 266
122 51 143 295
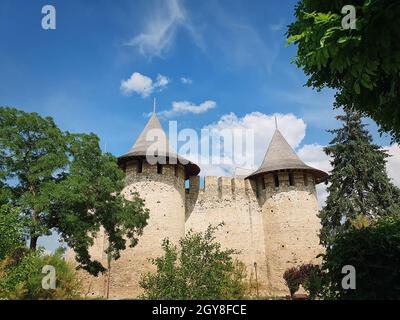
319 109 400 246
283 267 303 298
321 215 400 299
0 205 25 260
140 224 247 300
0 248 81 299
283 264 321 299
0 107 149 275
287 0 400 141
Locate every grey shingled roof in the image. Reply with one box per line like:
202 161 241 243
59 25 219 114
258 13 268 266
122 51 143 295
118 113 200 178
246 129 327 183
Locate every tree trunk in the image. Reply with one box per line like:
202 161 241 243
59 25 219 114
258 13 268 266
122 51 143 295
30 236 38 250
29 205 39 251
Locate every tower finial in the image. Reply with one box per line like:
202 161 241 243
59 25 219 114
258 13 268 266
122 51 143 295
274 116 278 130
153 97 156 114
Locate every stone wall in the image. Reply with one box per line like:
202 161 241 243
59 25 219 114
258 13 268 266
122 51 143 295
185 176 268 296
260 171 324 296
74 165 323 299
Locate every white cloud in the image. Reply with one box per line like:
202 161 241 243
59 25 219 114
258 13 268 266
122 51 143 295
385 144 400 187
155 74 170 87
183 112 306 177
181 77 193 84
120 72 170 98
160 100 216 117
296 143 400 208
126 0 203 59
297 144 332 174
297 144 332 208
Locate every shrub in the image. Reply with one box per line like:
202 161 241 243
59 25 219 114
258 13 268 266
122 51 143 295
320 215 400 300
0 247 81 299
139 224 247 300
283 267 303 298
283 264 323 299
299 264 323 300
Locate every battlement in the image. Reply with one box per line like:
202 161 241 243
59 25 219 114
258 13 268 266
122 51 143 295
185 170 316 200
124 159 186 188
186 175 254 198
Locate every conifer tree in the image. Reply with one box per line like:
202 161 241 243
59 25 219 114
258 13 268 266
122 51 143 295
319 109 400 247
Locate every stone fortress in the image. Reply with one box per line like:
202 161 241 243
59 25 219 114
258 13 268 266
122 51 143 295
77 111 328 299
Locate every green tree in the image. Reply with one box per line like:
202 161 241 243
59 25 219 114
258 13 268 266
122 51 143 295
319 109 400 246
287 0 400 142
321 216 400 300
0 205 25 260
0 248 82 300
0 107 149 275
140 224 247 300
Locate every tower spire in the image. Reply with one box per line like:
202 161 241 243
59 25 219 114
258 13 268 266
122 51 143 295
153 97 156 114
274 116 278 130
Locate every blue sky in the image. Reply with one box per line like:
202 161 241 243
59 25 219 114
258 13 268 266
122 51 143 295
1 0 392 149
1 0 398 251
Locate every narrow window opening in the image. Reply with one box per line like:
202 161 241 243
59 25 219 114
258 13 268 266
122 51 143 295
289 172 295 186
157 163 162 174
136 160 143 173
304 173 309 186
274 173 279 188
174 165 178 177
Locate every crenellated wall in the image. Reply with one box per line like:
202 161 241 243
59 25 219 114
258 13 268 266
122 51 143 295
185 176 268 294
74 165 323 299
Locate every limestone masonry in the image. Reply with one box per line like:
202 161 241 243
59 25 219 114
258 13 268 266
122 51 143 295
73 112 328 299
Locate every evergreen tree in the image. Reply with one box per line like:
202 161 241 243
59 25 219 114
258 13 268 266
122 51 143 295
319 109 400 247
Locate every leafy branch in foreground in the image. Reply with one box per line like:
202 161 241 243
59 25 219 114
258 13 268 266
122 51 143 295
0 107 149 275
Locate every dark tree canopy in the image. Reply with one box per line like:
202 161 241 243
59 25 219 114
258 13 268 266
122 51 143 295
319 109 400 246
0 107 149 275
287 0 400 142
321 216 400 300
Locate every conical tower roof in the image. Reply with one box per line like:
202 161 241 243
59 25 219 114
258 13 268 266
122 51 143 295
246 129 327 183
118 112 200 178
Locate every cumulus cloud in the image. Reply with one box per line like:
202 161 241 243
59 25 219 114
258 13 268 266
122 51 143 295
296 143 400 208
180 77 193 84
126 0 203 59
297 144 332 174
297 144 332 208
120 72 170 98
385 144 400 187
180 112 306 176
160 100 216 117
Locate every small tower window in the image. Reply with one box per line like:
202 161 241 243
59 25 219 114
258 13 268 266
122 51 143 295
256 176 264 197
136 160 143 173
289 172 295 186
304 173 309 186
274 173 279 188
157 163 163 174
174 165 178 177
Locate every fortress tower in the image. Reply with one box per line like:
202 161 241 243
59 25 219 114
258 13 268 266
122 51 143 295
108 111 200 298
75 111 327 298
246 128 328 295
